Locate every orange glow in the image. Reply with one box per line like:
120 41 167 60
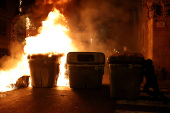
25 8 75 86
26 17 30 30
0 8 76 92
0 54 30 92
44 0 71 4
57 55 68 86
24 9 72 55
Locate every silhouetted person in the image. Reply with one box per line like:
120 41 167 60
162 68 167 80
143 59 169 103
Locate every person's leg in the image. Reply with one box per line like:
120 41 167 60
143 82 155 96
152 80 168 101
151 81 160 98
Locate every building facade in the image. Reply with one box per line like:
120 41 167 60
0 0 35 58
0 0 20 57
138 0 170 79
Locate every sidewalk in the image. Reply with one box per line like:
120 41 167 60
116 79 170 110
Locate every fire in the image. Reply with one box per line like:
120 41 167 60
27 8 77 86
0 54 30 92
44 0 71 4
25 9 72 55
25 8 74 86
57 55 68 86
0 8 76 92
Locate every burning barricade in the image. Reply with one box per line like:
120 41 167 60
27 54 63 87
0 7 74 92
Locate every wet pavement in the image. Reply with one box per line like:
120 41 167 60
0 67 170 113
0 81 170 113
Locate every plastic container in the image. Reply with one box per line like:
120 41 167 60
107 53 145 99
28 54 60 88
67 52 105 88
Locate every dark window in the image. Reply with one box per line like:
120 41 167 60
0 25 6 36
0 48 9 58
0 19 7 36
77 54 94 62
153 5 162 16
164 4 170 16
0 0 6 9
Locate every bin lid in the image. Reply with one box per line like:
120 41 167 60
27 54 63 61
107 53 145 64
67 52 105 65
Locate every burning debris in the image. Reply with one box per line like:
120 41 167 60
27 54 64 87
0 0 136 92
25 8 76 87
0 41 30 92
0 2 76 91
15 75 30 88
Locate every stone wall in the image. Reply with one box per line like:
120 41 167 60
139 0 170 80
0 0 19 50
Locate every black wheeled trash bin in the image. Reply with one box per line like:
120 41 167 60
107 53 145 99
67 52 105 88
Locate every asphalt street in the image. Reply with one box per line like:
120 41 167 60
0 67 170 113
0 84 170 113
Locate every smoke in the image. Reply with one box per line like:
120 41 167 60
26 0 71 35
0 0 140 86
62 0 139 58
26 0 53 34
62 0 139 84
0 41 24 70
24 0 139 56
0 41 30 90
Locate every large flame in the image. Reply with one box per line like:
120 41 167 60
25 8 75 86
24 9 72 55
0 8 76 92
